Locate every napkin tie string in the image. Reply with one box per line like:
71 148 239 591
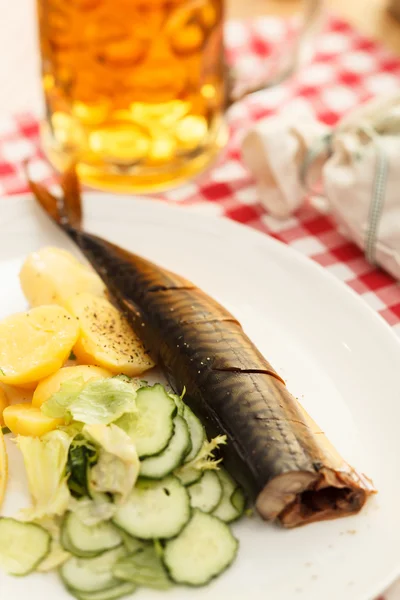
299 128 389 266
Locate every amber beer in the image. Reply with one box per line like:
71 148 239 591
37 0 227 192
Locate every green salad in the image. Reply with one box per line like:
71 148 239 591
0 377 245 600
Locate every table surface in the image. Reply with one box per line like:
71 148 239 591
1 4 400 600
1 0 400 116
228 0 400 54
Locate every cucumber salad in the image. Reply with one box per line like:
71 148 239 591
0 378 245 600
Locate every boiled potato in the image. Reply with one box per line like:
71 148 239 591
32 365 112 408
3 404 63 437
14 381 37 391
65 293 155 376
0 427 7 509
0 387 8 427
0 383 33 406
64 356 80 368
20 247 105 308
0 305 80 387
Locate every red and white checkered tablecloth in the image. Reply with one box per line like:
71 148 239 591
0 13 399 599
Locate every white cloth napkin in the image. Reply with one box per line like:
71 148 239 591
241 94 400 280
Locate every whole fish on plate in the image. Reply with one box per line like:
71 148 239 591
29 169 375 528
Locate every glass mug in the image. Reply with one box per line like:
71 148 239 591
36 0 321 193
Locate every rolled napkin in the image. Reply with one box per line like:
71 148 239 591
241 93 400 279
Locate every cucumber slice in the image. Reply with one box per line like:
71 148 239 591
118 530 148 554
175 467 202 486
74 582 137 600
113 546 171 590
116 384 176 458
140 416 191 479
60 547 125 593
61 522 110 560
0 518 50 576
188 471 222 513
163 510 238 586
212 470 243 523
183 406 206 463
113 476 190 540
231 487 246 516
64 512 122 557
61 526 98 559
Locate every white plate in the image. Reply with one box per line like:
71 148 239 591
1 193 400 600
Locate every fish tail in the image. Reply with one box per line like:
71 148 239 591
59 165 83 231
27 163 83 232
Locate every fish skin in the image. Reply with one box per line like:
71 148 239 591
28 173 376 527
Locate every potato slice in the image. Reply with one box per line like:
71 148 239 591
65 293 155 376
0 427 7 509
0 387 8 427
32 365 112 408
15 381 37 391
0 383 33 406
3 404 63 437
0 306 80 387
20 247 105 308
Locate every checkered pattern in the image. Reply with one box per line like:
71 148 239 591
0 14 400 598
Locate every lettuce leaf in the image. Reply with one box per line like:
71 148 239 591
83 423 138 463
84 424 139 503
42 378 137 425
174 435 227 479
90 451 131 500
61 422 84 437
71 379 137 424
41 378 85 419
67 436 98 498
17 430 72 521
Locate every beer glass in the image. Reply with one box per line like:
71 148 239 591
36 0 321 192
